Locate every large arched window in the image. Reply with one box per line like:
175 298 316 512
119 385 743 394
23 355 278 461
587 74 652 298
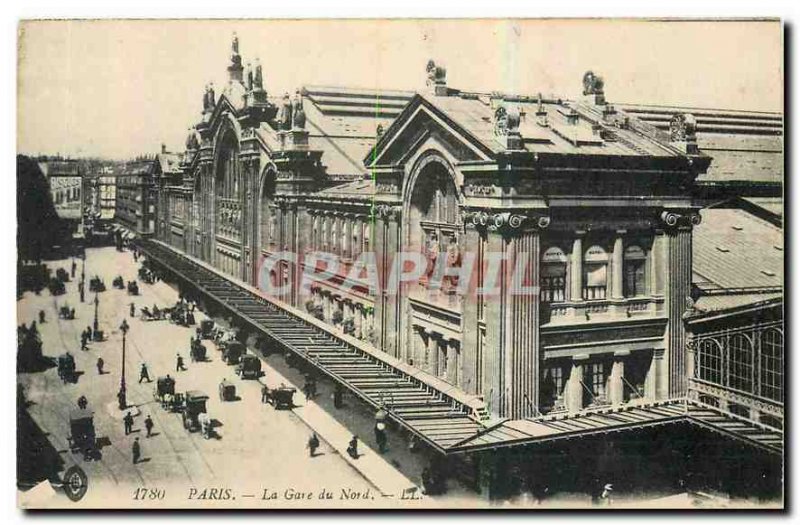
697 338 722 384
583 245 608 300
408 158 460 293
728 333 754 393
760 329 783 402
541 246 567 302
623 244 647 297
215 131 239 199
259 170 276 252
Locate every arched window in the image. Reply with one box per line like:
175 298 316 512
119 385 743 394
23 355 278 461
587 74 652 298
623 244 647 297
583 245 608 300
697 338 722 384
728 333 754 393
541 246 567 302
760 329 783 402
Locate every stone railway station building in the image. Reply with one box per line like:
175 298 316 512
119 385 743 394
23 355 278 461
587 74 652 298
150 35 783 474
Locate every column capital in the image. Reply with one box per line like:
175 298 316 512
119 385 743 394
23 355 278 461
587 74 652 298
615 229 628 236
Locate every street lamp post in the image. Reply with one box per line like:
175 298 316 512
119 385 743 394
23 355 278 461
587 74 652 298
118 319 129 410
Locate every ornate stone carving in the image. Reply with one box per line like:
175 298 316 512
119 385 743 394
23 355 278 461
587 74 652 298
669 113 697 142
376 182 398 194
464 183 494 197
426 59 447 86
373 204 399 221
659 210 702 229
582 71 605 96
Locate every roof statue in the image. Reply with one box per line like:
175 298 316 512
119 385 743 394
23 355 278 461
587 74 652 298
582 71 605 95
278 92 293 131
185 128 199 151
376 124 384 141
254 59 263 90
202 84 210 112
669 113 697 142
292 90 306 130
246 62 254 91
426 59 447 86
231 32 240 59
493 105 519 136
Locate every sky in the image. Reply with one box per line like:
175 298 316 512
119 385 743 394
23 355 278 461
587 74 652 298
17 19 783 159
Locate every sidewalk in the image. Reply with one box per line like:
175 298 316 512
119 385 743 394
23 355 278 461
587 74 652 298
261 363 419 497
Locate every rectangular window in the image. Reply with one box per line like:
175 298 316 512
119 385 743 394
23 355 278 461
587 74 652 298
541 263 567 302
624 260 647 297
583 263 607 300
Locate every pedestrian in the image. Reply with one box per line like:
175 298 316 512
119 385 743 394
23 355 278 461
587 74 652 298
130 302 136 318
79 286 85 303
86 326 92 341
144 415 154 438
261 383 269 404
176 353 186 372
77 395 88 410
333 384 344 409
124 411 134 435
347 435 359 459
70 307 76 320
96 357 104 375
307 432 320 457
81 332 88 351
38 310 46 324
71 260 76 278
599 484 613 506
132 438 141 464
139 363 151 383
29 321 38 335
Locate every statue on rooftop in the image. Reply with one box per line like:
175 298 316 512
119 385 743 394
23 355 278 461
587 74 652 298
278 92 292 131
246 63 254 91
582 71 605 96
426 59 446 86
254 59 263 90
292 90 306 130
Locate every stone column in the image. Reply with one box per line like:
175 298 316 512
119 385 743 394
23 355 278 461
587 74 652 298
566 355 587 413
447 338 460 386
570 232 585 302
611 231 625 300
426 331 440 376
609 350 628 405
645 348 665 401
651 229 666 298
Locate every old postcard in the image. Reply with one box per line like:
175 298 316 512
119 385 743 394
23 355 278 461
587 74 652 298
16 18 784 509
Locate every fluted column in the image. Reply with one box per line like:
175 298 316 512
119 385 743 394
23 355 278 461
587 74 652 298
570 231 585 302
566 355 586 413
609 350 628 405
611 230 625 299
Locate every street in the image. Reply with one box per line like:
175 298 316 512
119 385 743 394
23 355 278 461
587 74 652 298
17 247 410 508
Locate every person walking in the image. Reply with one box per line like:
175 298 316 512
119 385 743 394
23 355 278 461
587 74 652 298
38 310 46 324
347 435 359 459
96 357 104 375
81 332 88 351
144 415 154 438
261 383 269 404
307 432 320 457
176 353 187 372
130 302 136 318
132 438 141 464
123 411 134 435
375 422 388 453
139 363 152 383
77 395 88 410
71 260 76 278
333 384 344 409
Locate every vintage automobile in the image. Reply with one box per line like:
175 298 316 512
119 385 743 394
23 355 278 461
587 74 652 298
153 375 176 408
219 379 236 401
190 340 207 362
264 384 296 410
89 276 106 293
58 353 76 383
198 320 215 339
181 391 209 432
221 341 245 365
127 281 139 296
112 276 125 289
58 305 75 320
67 409 97 460
236 354 262 380
48 277 66 296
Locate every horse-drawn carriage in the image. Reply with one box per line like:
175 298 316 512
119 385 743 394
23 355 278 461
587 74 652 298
58 353 76 383
89 276 106 293
127 281 139 296
219 379 236 402
198 320 215 339
181 391 209 433
263 383 296 409
112 276 125 289
138 266 156 284
140 306 166 322
236 354 262 379
67 409 98 460
153 375 176 409
58 305 76 320
221 341 245 365
190 339 207 362
48 277 66 296
55 267 70 283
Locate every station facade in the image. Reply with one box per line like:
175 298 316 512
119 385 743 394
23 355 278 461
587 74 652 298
152 35 780 424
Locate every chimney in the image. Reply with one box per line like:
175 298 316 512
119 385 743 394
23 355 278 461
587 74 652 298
161 144 167 154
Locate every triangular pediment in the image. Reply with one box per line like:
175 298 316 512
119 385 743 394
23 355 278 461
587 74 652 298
365 95 495 168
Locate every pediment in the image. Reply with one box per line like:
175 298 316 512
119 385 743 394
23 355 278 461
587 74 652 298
365 95 494 168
